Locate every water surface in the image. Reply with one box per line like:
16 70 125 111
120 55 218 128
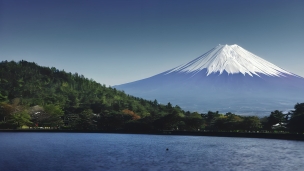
0 132 303 171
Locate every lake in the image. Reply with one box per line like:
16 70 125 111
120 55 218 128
0 132 303 171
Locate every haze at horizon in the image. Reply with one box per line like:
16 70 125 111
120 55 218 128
1 0 303 86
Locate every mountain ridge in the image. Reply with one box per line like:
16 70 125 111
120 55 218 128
166 44 295 77
115 44 304 115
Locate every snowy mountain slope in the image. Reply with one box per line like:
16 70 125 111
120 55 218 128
114 44 304 115
167 44 295 77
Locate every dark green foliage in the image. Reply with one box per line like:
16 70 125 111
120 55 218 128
0 93 7 102
7 110 32 128
202 111 220 129
97 112 132 130
240 116 261 131
222 113 243 130
288 103 304 133
43 104 65 128
73 109 97 130
0 60 166 116
266 110 285 129
182 117 205 131
154 112 181 131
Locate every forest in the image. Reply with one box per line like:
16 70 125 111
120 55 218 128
0 60 303 133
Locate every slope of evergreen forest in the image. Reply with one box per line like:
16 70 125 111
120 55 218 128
0 60 162 115
0 60 199 131
0 60 303 133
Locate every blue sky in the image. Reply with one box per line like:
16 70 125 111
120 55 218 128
1 0 303 86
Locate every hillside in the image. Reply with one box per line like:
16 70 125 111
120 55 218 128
0 60 203 131
0 60 180 116
1 60 303 133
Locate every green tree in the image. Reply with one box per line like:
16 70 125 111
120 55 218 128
0 102 14 122
43 104 64 128
240 116 261 131
0 93 8 102
154 110 181 131
97 112 132 130
213 114 227 130
203 111 220 129
288 103 304 133
8 110 32 128
74 109 96 130
183 116 205 131
225 113 243 130
267 110 285 130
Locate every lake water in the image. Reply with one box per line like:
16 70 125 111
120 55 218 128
0 133 303 171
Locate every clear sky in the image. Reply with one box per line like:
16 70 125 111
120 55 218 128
1 0 303 86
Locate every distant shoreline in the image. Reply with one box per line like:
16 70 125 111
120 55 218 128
1 129 303 141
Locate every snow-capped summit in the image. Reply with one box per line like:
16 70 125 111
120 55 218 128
115 44 304 116
167 44 294 77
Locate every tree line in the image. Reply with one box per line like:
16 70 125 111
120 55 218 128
0 60 303 133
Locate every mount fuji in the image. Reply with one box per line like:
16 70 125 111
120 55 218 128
114 44 304 116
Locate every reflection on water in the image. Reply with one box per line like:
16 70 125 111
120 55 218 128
0 133 303 171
